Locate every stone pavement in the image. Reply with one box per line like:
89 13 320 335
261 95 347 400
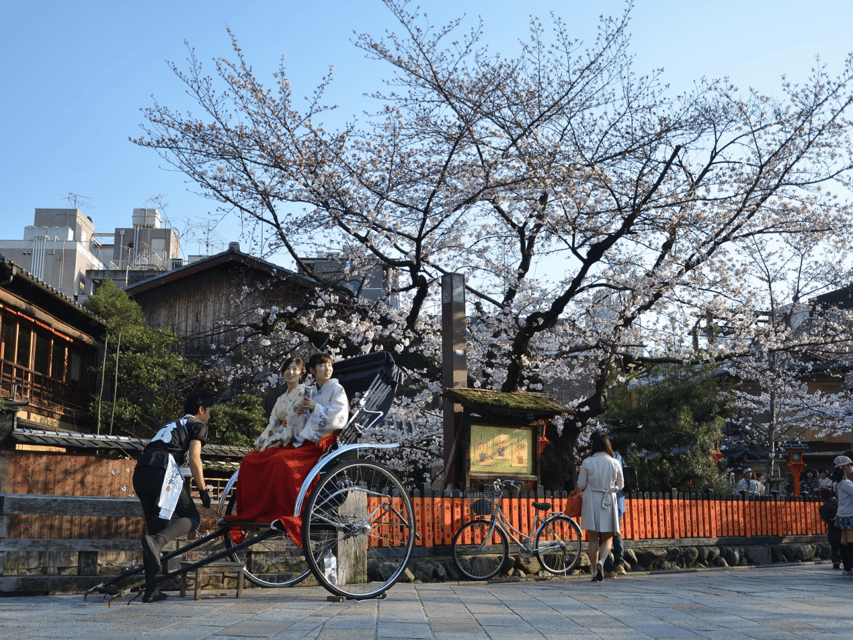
0 563 851 639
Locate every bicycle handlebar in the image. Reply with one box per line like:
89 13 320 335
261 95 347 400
492 478 521 491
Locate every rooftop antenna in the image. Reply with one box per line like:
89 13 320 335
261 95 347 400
61 193 93 210
142 193 174 227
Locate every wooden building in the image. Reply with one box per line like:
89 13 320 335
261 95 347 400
124 243 318 362
0 256 105 428
0 422 247 575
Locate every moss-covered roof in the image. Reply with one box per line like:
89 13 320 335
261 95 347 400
442 388 565 416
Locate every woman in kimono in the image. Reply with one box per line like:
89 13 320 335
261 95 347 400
253 357 307 451
227 352 349 545
294 352 349 445
577 431 624 582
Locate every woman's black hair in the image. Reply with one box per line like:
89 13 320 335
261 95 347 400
281 356 305 373
307 352 334 371
589 431 614 457
280 357 306 384
831 467 845 484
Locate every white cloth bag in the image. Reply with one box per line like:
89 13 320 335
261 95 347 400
158 454 184 519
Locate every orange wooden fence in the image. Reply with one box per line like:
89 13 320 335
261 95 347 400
409 490 825 547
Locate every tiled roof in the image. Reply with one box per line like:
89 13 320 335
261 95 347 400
12 427 249 460
124 245 316 295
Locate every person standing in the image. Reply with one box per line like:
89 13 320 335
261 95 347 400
577 431 624 582
603 449 627 578
819 487 842 570
753 472 767 496
784 473 795 497
132 390 213 602
832 455 853 578
736 468 761 495
801 469 821 499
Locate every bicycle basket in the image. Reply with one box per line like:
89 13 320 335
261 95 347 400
466 491 501 517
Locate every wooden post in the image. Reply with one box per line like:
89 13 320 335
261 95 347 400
77 551 98 576
441 274 466 490
0 414 15 577
337 490 367 585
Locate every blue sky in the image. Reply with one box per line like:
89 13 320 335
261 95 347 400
2 0 852 266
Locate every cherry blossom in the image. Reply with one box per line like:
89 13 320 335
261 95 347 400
135 1 853 488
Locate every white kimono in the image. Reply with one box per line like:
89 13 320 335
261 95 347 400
294 378 349 445
577 451 624 533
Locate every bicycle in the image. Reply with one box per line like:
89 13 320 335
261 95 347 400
451 478 583 580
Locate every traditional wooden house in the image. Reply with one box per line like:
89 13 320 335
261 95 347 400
733 369 853 478
123 242 318 363
0 255 105 429
719 285 853 483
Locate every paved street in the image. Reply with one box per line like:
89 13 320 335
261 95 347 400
0 564 850 639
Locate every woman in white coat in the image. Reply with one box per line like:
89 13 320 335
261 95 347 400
577 431 624 582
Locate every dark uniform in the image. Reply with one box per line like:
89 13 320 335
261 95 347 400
132 414 208 600
820 495 842 568
133 414 208 537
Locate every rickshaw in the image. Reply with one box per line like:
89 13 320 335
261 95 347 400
85 352 415 604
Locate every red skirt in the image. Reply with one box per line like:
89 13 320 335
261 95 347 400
224 433 337 545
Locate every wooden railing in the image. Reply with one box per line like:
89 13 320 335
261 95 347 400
409 489 824 547
0 493 202 594
0 359 89 419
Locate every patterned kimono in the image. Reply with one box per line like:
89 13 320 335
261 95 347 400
253 384 307 451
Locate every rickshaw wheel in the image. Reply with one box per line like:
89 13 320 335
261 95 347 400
302 459 414 599
222 478 310 588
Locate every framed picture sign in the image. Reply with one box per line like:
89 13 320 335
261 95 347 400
468 423 536 480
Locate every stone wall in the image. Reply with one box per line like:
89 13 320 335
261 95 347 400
403 535 830 583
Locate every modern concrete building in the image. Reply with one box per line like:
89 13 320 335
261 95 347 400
82 208 182 299
299 252 399 307
0 208 182 303
0 209 107 302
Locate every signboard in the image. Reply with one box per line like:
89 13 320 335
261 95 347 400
468 423 534 477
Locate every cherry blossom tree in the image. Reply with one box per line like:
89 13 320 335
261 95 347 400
720 233 853 477
134 0 853 488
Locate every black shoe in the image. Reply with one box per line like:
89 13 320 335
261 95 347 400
142 590 168 603
141 535 162 575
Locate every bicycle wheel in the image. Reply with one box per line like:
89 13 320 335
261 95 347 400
534 514 583 575
222 482 310 588
302 459 415 599
452 520 509 580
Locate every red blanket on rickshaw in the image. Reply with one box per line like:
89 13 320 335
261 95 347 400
223 433 337 545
